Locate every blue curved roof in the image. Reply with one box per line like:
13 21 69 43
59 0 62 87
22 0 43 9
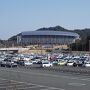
21 31 79 38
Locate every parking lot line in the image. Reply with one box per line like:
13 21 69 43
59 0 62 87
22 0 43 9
0 77 65 90
17 86 41 89
40 89 49 90
68 83 86 86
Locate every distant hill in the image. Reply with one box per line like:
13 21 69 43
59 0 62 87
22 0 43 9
74 28 90 40
0 39 4 44
37 26 90 41
8 26 90 42
8 35 18 41
0 39 4 47
37 26 69 31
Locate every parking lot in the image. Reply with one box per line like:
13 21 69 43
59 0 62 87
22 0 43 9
0 77 64 90
0 67 90 90
0 53 90 90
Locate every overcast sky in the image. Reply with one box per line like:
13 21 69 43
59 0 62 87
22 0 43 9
0 0 90 40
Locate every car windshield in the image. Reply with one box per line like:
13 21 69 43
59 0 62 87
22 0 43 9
43 62 49 64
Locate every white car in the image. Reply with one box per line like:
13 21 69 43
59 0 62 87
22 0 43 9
24 61 33 66
42 62 53 67
84 62 90 67
67 60 74 66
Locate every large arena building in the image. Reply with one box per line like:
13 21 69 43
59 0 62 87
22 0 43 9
17 30 79 45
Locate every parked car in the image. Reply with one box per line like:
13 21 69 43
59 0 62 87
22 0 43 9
58 60 67 66
76 60 84 67
6 61 17 67
42 61 53 67
52 61 58 66
66 60 74 66
0 60 6 67
17 60 25 66
0 59 17 67
24 61 33 66
84 62 90 67
32 61 42 68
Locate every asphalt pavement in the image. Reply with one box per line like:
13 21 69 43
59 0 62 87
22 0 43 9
0 67 90 90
